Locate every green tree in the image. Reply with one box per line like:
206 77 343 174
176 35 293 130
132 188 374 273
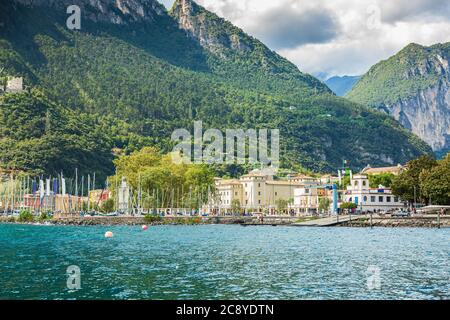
110 147 215 210
318 197 331 212
368 173 394 188
276 199 289 214
230 199 241 215
340 202 357 210
100 198 115 213
391 155 437 204
420 154 450 205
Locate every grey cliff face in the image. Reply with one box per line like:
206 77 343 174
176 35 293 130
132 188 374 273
170 0 252 55
380 52 450 153
12 0 166 25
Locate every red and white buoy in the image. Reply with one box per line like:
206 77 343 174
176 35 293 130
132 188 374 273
104 231 114 238
142 225 149 231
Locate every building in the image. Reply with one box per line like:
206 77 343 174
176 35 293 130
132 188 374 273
5 77 24 93
23 194 88 213
211 169 330 215
361 164 404 176
117 177 129 213
343 174 405 212
89 189 112 207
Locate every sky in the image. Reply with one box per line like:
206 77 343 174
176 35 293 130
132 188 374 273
158 0 450 79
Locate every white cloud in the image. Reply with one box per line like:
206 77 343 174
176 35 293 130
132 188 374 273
160 0 450 77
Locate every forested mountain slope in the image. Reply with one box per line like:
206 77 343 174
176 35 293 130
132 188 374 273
0 0 432 177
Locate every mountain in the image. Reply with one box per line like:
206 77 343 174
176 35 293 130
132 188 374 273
0 0 432 177
0 89 114 177
325 75 361 96
347 43 450 157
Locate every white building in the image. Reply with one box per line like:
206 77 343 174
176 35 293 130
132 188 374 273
211 170 337 215
118 177 129 213
343 174 405 212
5 77 23 93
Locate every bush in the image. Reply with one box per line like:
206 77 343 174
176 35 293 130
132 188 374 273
340 202 358 210
18 210 34 222
38 211 51 221
144 214 162 224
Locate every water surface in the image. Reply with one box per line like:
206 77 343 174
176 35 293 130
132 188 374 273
0 224 448 299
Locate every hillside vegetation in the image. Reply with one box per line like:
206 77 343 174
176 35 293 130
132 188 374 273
0 0 432 178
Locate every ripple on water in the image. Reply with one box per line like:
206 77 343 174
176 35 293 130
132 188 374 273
0 225 448 300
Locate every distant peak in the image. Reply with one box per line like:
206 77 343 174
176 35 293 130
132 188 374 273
399 43 426 54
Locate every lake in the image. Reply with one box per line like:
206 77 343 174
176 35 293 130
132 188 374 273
0 224 448 300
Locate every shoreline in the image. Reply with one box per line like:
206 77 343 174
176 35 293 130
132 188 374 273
0 215 448 228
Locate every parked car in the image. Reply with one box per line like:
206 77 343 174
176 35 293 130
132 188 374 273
392 210 411 218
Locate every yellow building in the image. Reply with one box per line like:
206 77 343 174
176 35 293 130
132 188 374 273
211 170 324 215
361 164 404 176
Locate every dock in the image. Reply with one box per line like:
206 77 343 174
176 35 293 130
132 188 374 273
292 215 356 227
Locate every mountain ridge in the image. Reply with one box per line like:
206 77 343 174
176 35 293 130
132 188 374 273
325 75 361 96
0 0 433 176
347 42 450 155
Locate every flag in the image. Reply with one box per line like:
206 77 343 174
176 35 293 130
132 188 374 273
53 178 58 195
46 179 50 196
61 176 66 196
32 179 37 195
40 179 45 199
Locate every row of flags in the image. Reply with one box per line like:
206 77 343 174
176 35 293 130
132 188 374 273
338 160 353 185
31 175 66 199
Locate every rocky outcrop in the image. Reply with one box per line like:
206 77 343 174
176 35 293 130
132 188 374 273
11 0 166 25
380 78 450 152
348 43 450 155
170 0 253 55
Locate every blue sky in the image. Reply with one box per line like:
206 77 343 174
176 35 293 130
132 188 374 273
157 0 450 78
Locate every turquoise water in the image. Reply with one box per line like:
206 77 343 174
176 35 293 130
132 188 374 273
0 224 448 300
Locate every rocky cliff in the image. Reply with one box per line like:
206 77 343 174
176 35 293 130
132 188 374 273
347 43 450 156
10 0 166 25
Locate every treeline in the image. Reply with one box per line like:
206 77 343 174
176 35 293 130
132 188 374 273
109 147 215 210
391 154 450 205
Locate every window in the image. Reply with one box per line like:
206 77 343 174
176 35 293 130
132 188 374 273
258 191 261 196
305 189 310 194
371 196 376 202
354 181 358 186
363 196 368 202
275 192 278 196
258 183 261 187
258 200 261 204
379 196 384 202
363 181 366 187
235 192 238 196
349 197 352 202
386 196 391 203
394 197 399 202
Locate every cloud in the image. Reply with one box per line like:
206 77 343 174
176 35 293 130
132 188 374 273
246 7 339 49
158 0 174 9
160 0 450 76
379 0 450 24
